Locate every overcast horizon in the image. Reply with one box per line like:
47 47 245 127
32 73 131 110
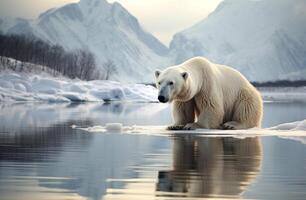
0 0 222 45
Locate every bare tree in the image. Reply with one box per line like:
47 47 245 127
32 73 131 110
102 60 117 80
0 33 100 81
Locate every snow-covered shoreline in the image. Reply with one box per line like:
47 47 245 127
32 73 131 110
0 72 158 102
0 72 305 103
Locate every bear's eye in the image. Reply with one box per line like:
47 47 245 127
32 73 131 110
169 81 174 85
158 82 161 85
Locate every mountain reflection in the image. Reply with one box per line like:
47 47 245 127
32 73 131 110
156 136 262 198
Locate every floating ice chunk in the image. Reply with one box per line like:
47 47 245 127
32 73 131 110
106 123 123 132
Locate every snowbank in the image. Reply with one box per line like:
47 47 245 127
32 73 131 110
0 72 158 102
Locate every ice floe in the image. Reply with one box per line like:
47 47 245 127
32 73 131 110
74 119 306 137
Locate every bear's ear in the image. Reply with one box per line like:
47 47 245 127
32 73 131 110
181 72 188 80
155 70 161 78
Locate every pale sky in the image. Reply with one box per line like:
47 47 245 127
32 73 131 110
0 0 222 45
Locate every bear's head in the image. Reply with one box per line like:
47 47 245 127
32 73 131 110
155 68 189 103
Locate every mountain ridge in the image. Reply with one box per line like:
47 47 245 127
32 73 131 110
0 0 169 82
169 0 306 82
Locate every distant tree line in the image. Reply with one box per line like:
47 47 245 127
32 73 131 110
0 56 62 76
252 80 306 87
0 33 117 80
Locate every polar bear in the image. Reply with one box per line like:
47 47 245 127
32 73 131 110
155 57 263 130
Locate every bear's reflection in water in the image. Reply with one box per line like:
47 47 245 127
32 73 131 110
156 136 262 198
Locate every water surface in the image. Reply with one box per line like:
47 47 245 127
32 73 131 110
0 102 305 200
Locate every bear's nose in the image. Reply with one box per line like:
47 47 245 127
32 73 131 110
158 95 167 103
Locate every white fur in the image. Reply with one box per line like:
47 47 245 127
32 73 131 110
155 57 263 130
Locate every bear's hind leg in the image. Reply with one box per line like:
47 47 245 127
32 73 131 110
224 88 263 130
168 100 196 130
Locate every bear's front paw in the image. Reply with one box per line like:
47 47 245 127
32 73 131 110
167 125 185 130
183 123 200 130
222 121 240 130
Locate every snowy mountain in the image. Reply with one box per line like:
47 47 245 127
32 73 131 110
0 0 169 82
169 0 306 82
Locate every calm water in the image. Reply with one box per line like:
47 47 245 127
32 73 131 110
0 102 306 200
